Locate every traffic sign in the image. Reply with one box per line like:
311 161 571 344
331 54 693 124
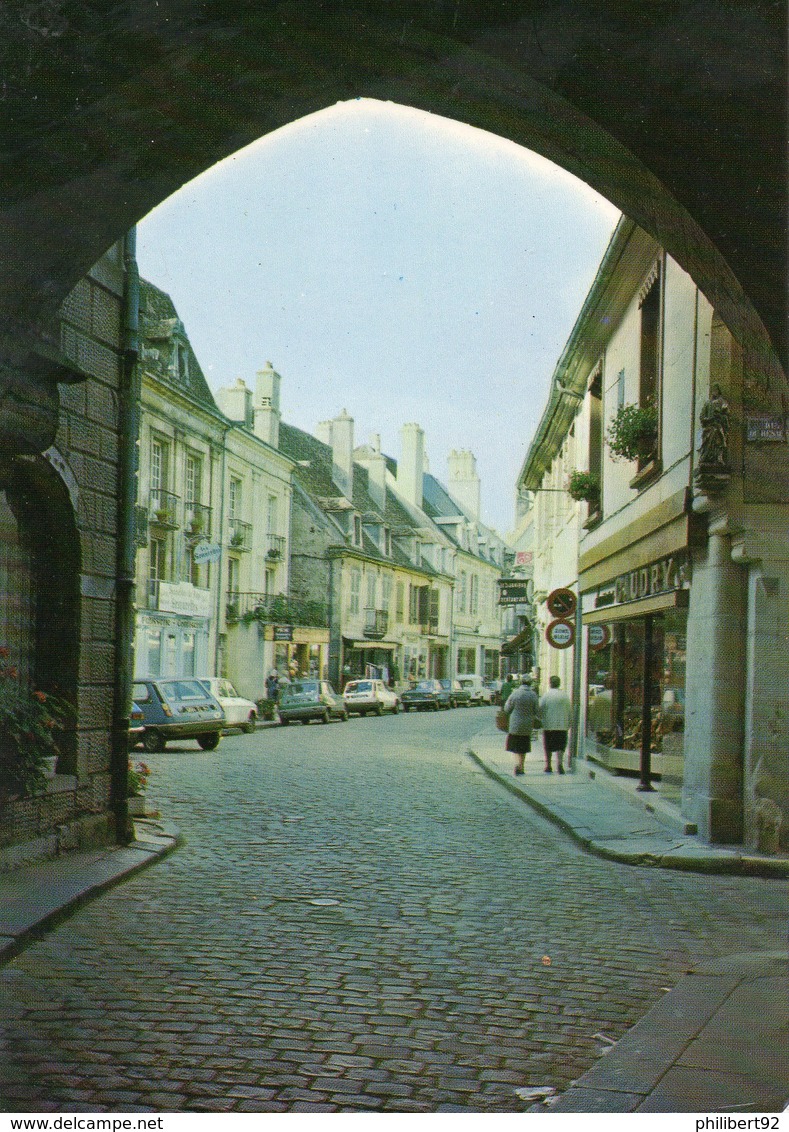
546 587 577 618
546 618 575 649
588 624 611 651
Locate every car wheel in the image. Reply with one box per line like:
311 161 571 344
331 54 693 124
393 701 400 713
242 712 256 734
432 701 439 712
321 710 330 724
402 704 409 712
142 729 165 754
279 716 290 726
341 710 349 722
375 702 383 716
301 718 310 725
197 733 220 751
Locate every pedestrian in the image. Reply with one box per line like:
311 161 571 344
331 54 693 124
503 675 540 777
265 669 279 703
500 671 517 707
539 675 573 774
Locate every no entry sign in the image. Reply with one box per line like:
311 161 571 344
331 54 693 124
546 587 577 619
546 618 575 649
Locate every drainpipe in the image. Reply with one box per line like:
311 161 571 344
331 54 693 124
111 228 140 844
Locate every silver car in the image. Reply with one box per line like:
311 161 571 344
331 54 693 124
278 680 349 725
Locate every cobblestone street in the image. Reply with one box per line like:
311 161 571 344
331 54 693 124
1 713 786 1113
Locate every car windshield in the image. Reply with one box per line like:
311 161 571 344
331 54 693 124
346 681 372 692
286 681 319 696
160 680 210 702
132 683 151 702
413 681 434 691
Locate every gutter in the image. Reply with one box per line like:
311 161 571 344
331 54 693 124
111 228 140 844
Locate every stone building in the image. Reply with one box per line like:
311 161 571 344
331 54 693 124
518 217 789 852
135 285 298 703
0 243 134 867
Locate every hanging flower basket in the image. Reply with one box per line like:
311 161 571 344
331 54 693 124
566 470 601 504
606 402 658 463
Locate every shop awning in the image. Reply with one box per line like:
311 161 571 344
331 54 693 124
342 638 399 651
583 589 689 624
501 626 532 655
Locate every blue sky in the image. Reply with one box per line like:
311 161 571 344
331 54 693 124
137 98 620 534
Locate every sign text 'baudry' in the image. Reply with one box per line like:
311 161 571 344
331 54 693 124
603 554 690 608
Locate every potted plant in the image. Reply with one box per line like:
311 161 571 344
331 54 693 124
127 759 151 816
566 470 601 505
266 547 281 561
155 507 173 525
0 646 73 798
606 402 658 463
230 531 245 548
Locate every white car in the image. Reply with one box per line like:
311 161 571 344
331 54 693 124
198 677 257 733
456 675 495 705
343 679 400 716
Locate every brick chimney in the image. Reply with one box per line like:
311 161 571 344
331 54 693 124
398 423 425 509
328 409 354 499
447 449 480 521
252 361 281 449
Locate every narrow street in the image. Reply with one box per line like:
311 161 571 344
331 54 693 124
1 712 785 1113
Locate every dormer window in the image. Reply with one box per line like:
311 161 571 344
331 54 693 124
175 341 189 383
353 514 362 546
384 527 391 556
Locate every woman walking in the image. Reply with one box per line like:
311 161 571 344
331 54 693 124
503 676 540 776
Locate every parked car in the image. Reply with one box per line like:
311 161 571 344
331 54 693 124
456 675 494 705
343 679 400 716
401 679 445 712
129 701 145 741
485 679 503 705
198 677 257 733
131 678 225 753
278 680 348 725
443 678 472 707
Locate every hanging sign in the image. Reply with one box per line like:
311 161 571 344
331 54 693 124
193 542 222 564
497 578 533 605
546 587 577 618
588 624 611 651
546 618 575 649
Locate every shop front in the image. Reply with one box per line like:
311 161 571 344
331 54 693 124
582 552 690 803
341 638 399 688
269 624 330 683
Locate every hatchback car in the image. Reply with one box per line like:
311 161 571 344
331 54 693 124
198 677 257 733
441 678 472 707
456 676 494 705
343 679 400 716
132 678 225 753
401 679 445 712
278 680 348 725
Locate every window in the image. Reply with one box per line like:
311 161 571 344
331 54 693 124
366 572 377 610
381 574 392 612
227 556 240 597
457 647 476 675
638 264 662 470
349 568 361 615
395 581 405 623
267 494 278 534
587 367 603 518
185 452 201 505
229 477 242 521
150 437 169 494
469 574 478 615
384 528 391 556
353 514 362 546
457 570 467 613
184 544 200 586
149 537 167 581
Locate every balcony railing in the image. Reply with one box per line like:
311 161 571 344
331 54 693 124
363 608 389 640
228 517 252 552
226 591 328 628
264 533 286 561
419 619 441 636
148 488 181 528
184 500 212 540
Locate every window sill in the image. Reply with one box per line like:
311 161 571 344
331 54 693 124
582 509 603 531
629 457 662 491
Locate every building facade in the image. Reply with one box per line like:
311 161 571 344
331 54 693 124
519 218 789 852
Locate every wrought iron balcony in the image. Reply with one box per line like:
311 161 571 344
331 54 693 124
148 488 181 528
184 500 212 540
228 518 252 552
363 608 389 639
264 533 286 561
226 591 328 628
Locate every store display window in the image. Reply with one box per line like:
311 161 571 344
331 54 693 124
584 608 687 801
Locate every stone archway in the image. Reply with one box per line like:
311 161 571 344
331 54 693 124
0 2 785 385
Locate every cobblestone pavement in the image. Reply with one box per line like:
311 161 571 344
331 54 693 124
1 712 786 1113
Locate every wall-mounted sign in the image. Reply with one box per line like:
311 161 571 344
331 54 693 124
546 587 577 618
588 624 611 651
745 414 786 442
614 553 689 606
514 551 533 566
193 542 222 564
497 578 533 605
546 618 575 649
158 581 213 618
273 625 294 641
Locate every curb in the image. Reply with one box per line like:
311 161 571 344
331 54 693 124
466 747 789 879
0 818 179 965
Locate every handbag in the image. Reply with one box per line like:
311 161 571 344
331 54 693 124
495 709 509 732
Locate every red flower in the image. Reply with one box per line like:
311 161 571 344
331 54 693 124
0 646 9 659
33 690 47 703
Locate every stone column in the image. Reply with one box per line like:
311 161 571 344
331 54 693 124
682 516 747 842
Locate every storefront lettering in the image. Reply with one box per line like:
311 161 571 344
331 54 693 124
610 555 689 607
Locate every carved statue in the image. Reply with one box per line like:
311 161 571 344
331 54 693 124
698 384 730 469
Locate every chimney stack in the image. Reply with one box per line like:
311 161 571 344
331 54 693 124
447 449 480 520
215 377 252 426
329 409 354 499
252 361 281 448
398 423 425 509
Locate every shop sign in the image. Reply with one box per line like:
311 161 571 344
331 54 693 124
158 581 212 618
497 578 533 605
273 625 294 641
588 624 611 651
194 542 222 564
745 414 786 442
515 551 533 566
546 618 575 649
612 554 689 607
546 587 577 618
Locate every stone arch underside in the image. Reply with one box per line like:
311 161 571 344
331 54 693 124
0 3 785 385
